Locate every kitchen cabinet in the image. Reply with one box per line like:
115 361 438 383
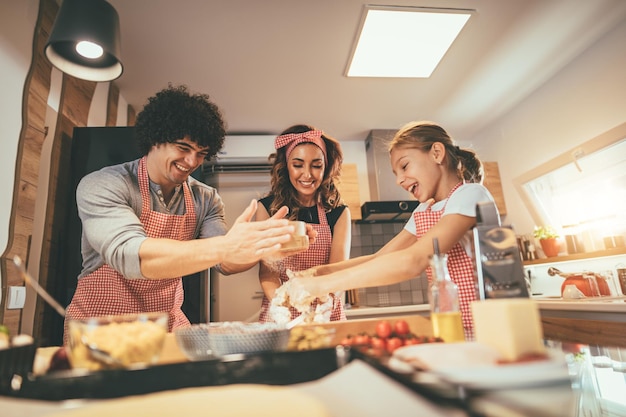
335 163 361 220
482 161 507 216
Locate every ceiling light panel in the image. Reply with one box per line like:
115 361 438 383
346 6 473 78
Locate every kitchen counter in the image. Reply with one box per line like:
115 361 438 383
533 296 626 322
345 304 430 320
346 297 626 320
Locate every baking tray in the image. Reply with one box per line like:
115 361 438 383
3 348 340 401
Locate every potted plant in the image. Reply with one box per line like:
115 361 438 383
533 225 560 257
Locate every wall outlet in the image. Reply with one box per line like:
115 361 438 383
7 286 26 309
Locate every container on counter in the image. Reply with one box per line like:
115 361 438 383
429 238 465 343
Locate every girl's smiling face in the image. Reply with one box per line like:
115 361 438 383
287 143 326 206
390 145 442 202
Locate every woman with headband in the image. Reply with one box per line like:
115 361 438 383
257 124 351 323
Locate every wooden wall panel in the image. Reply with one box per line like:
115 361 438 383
106 83 119 126
336 163 361 220
127 105 136 126
483 161 507 216
0 0 54 334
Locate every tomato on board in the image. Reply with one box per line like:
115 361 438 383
386 337 404 353
353 333 371 346
370 336 387 351
394 319 410 336
403 335 422 346
339 336 354 346
376 320 392 339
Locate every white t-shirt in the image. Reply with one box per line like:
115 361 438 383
404 183 495 255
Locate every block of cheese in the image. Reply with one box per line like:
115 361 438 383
471 299 546 362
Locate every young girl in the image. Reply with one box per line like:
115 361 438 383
257 125 351 323
286 121 495 337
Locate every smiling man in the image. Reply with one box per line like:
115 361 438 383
63 84 299 342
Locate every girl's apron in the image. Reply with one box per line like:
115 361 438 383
414 182 476 337
64 157 196 342
259 204 345 322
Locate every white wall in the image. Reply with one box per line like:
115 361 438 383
0 0 39 291
472 19 626 236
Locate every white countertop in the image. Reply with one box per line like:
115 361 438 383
345 304 430 319
345 297 626 321
532 296 626 313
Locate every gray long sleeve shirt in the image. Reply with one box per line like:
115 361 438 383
76 159 227 280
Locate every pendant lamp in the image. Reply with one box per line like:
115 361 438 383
45 0 123 82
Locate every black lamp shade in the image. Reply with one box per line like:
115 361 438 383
45 0 123 82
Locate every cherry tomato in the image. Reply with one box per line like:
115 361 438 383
403 335 422 345
370 336 387 351
386 337 404 353
353 333 371 346
376 320 392 339
339 335 354 346
394 319 410 336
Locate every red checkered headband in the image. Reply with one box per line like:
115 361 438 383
274 130 327 163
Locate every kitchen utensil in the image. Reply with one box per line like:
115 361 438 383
547 267 611 297
80 336 124 367
13 255 66 317
13 255 128 368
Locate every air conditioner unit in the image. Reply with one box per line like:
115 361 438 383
204 134 276 173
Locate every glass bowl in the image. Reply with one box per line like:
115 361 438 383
207 322 290 357
67 311 168 371
174 324 213 361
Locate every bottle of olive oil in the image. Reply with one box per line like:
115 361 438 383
429 238 465 343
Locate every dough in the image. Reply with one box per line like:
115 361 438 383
48 384 331 417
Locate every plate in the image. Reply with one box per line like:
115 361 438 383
393 342 570 389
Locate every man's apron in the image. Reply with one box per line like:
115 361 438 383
64 157 196 342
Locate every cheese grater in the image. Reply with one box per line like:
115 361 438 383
473 201 530 300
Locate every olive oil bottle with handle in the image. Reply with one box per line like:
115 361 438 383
429 238 465 343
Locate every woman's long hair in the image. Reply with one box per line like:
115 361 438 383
388 121 483 184
267 124 344 219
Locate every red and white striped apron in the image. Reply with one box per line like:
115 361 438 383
414 182 476 338
259 204 345 322
64 157 196 342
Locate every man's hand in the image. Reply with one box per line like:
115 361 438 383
221 200 294 265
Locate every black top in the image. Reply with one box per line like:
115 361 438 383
259 195 347 235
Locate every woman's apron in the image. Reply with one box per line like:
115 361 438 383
414 182 476 338
64 157 196 342
259 204 345 322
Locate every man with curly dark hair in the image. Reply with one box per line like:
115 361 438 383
64 84 300 339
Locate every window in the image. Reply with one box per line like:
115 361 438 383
514 123 626 252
